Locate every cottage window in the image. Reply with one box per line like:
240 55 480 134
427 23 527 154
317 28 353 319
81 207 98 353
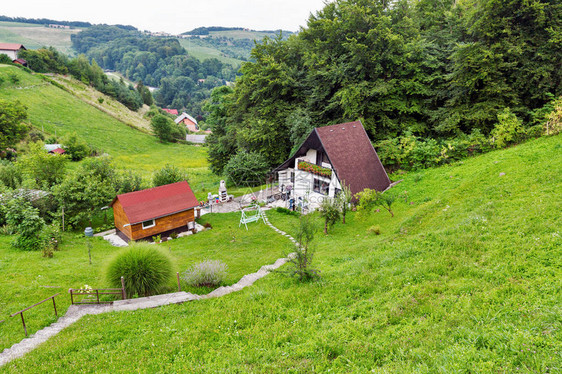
313 178 329 195
142 219 155 229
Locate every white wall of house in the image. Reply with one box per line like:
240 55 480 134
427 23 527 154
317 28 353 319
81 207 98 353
277 155 342 210
0 49 18 60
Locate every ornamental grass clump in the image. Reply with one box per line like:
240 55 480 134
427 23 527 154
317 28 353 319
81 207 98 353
182 260 228 287
105 243 173 298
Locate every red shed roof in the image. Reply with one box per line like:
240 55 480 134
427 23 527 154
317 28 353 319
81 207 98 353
0 43 26 51
162 108 178 115
50 147 66 154
111 181 198 225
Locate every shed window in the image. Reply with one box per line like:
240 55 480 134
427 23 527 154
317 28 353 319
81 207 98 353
142 219 155 229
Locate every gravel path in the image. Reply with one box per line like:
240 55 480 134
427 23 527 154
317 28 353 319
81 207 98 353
0 214 297 367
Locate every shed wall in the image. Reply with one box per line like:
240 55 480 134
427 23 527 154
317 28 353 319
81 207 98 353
130 209 195 241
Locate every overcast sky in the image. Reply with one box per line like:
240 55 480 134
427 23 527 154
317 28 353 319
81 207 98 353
1 0 329 34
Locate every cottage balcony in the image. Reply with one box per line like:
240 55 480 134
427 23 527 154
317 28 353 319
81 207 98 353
296 159 332 178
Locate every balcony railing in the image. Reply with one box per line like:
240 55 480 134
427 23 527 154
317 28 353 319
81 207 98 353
297 160 332 178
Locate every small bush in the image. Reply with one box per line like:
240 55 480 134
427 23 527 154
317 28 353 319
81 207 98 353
276 207 300 216
105 243 173 298
182 260 228 287
368 225 381 235
203 222 212 229
170 232 179 240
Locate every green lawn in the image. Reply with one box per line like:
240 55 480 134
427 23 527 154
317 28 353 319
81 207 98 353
0 212 292 352
1 134 561 372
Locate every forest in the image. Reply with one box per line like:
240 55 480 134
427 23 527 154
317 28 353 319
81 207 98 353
204 0 562 175
71 25 238 117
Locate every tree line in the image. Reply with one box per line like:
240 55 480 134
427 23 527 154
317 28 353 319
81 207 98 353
18 47 148 110
205 0 562 178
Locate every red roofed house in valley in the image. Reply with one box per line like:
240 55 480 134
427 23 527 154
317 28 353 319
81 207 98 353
110 181 199 241
162 108 179 116
175 112 200 132
274 121 391 208
0 43 26 61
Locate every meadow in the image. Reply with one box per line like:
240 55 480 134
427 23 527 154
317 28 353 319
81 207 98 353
0 65 236 198
1 133 560 372
0 21 79 55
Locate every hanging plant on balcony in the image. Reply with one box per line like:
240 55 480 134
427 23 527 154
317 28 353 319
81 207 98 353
298 160 332 178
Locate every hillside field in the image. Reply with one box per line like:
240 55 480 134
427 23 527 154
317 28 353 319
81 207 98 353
1 133 560 372
0 64 230 197
0 21 79 55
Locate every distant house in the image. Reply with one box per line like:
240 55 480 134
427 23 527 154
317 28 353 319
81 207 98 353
175 112 200 132
274 121 391 209
12 58 28 67
49 148 66 155
44 144 63 152
162 108 179 116
110 181 199 242
0 43 26 61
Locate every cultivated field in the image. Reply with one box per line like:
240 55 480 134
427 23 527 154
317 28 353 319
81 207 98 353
0 21 80 55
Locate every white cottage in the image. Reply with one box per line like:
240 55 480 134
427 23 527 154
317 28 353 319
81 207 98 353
0 43 26 61
274 121 391 209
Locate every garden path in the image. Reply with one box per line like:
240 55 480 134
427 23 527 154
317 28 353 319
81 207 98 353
0 214 298 367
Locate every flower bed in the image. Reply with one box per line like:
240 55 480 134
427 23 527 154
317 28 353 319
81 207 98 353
297 160 332 178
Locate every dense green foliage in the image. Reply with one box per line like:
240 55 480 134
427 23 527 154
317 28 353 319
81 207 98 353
223 151 270 186
0 99 28 152
2 197 45 251
150 114 186 143
152 164 188 187
206 0 562 172
71 25 237 116
2 134 560 371
106 243 174 298
18 48 144 111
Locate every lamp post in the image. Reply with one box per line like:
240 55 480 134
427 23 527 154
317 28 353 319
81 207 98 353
84 227 94 265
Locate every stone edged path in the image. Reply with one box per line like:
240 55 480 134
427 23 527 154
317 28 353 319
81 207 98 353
0 214 297 367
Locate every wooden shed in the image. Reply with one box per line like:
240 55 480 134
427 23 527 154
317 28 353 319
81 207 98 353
110 181 199 242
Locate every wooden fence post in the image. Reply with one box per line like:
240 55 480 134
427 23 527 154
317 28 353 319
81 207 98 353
121 276 126 299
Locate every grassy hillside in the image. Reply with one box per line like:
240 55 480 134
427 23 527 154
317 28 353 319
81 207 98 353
0 213 293 352
0 65 223 193
178 38 244 67
0 21 79 55
2 134 561 372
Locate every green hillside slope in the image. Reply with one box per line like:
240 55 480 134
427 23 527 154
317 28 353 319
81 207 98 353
0 65 215 190
0 21 79 55
3 134 561 372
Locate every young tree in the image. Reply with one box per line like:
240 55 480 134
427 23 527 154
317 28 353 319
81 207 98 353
318 197 340 234
356 188 397 217
4 197 45 251
336 184 353 224
287 214 319 282
18 142 68 189
63 132 90 161
0 99 28 151
150 114 176 142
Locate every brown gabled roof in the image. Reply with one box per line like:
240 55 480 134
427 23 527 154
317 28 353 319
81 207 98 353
110 181 198 225
315 121 390 195
274 121 391 196
0 43 26 51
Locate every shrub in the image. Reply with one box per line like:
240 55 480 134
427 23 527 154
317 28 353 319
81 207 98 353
368 225 381 235
203 222 212 229
4 197 45 251
544 96 562 136
319 197 340 234
153 164 187 187
182 260 228 287
286 214 319 282
105 243 173 298
275 207 300 216
63 132 90 161
491 108 525 148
